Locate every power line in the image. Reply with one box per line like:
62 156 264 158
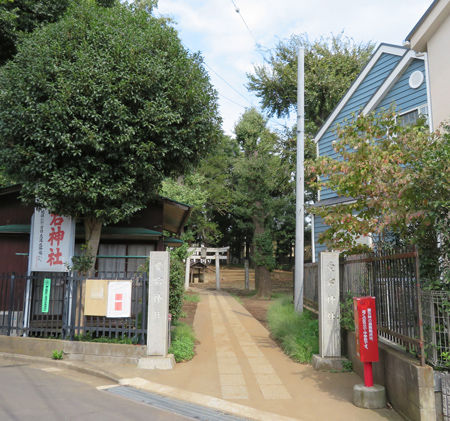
228 0 260 48
204 62 253 106
217 92 248 109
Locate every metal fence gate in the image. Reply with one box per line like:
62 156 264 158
0 272 148 344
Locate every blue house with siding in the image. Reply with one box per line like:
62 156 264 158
312 43 431 262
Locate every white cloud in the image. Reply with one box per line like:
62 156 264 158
156 0 431 135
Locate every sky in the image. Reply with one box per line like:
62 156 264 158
155 0 432 135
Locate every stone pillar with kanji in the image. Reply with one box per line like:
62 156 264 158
138 251 175 369
312 251 347 371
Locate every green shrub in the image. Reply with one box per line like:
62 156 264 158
169 322 195 362
267 295 319 363
342 359 353 372
340 293 355 331
52 350 63 360
169 244 190 322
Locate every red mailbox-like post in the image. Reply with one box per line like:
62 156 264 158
353 297 378 387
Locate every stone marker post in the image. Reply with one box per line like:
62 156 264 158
312 251 346 370
184 255 190 290
215 251 220 290
138 251 175 369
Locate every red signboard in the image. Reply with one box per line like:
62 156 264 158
353 296 379 362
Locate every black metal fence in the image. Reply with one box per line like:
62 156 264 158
0 273 26 336
303 249 426 365
0 272 148 344
422 290 450 368
303 263 319 312
342 250 424 365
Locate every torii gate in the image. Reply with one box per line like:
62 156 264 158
184 247 229 290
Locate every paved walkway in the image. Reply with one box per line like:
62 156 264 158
99 289 402 421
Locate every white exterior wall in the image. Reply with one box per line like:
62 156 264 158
427 13 450 128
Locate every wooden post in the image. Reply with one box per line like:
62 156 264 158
215 252 220 290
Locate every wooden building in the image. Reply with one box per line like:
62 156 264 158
0 185 190 274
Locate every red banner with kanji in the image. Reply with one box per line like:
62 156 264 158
353 296 379 362
30 209 75 272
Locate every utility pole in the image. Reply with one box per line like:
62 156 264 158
294 47 305 313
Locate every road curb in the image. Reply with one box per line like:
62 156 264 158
119 377 301 421
0 352 120 383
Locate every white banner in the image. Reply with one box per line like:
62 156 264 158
30 209 75 272
106 281 132 318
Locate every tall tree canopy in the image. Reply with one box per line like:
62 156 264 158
160 134 238 245
233 108 291 297
0 0 221 269
247 33 374 136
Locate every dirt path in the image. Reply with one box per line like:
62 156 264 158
192 267 294 327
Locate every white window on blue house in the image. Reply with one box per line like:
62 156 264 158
398 104 428 127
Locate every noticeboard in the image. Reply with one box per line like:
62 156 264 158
84 279 132 318
84 279 109 316
353 296 379 362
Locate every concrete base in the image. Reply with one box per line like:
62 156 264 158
353 384 386 409
346 331 436 420
312 354 347 371
138 355 176 370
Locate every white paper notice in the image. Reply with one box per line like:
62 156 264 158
106 281 132 318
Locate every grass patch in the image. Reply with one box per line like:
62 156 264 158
267 295 319 363
230 293 243 304
271 292 284 299
169 322 195 362
183 293 200 303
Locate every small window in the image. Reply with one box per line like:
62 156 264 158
398 104 428 127
398 109 419 127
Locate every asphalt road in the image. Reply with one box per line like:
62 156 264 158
0 359 190 421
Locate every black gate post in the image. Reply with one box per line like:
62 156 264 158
62 275 70 340
7 273 15 336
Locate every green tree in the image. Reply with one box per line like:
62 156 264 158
160 134 239 245
246 34 373 269
309 112 449 287
0 0 221 272
0 0 72 65
247 33 374 136
234 108 290 297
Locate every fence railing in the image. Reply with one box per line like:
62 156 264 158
304 263 319 312
0 273 26 336
422 290 450 368
303 249 428 366
0 272 148 344
342 250 424 365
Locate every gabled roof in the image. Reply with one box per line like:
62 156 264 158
314 44 407 144
405 0 450 50
361 49 425 115
0 184 191 235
